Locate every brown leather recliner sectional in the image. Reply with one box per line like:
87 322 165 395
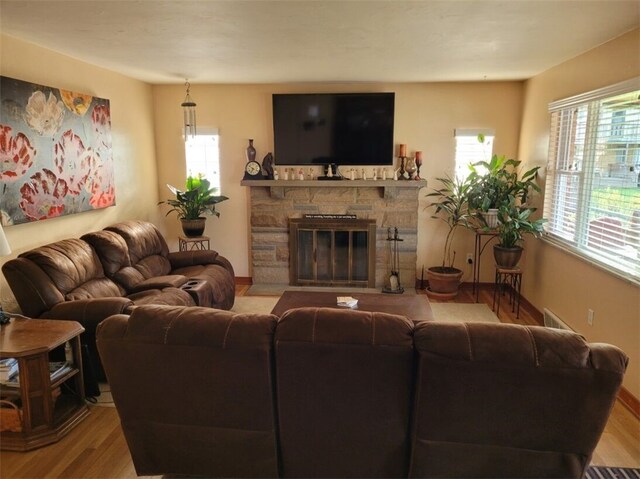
2 220 235 378
96 305 628 479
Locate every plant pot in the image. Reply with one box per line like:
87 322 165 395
481 209 499 229
493 245 523 268
180 218 206 237
426 266 463 300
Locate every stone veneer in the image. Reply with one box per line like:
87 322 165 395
244 180 426 289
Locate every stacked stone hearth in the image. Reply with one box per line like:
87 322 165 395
246 181 425 289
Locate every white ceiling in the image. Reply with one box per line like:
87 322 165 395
1 0 638 84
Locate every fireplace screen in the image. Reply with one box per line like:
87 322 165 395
290 218 376 287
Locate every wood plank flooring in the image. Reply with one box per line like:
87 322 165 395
1 284 638 478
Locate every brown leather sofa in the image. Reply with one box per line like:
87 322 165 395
96 305 628 478
2 220 235 379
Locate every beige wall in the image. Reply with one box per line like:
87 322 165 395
152 81 524 281
518 29 640 398
0 34 159 309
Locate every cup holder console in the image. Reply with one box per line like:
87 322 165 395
180 279 211 306
182 280 201 290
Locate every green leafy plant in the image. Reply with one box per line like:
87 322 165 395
466 135 542 223
426 175 474 270
159 175 229 220
495 201 546 248
467 153 519 211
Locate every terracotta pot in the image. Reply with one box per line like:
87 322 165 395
426 266 463 299
493 245 523 268
180 218 206 237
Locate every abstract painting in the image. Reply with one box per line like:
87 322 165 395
0 76 115 226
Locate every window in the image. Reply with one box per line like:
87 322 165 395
454 129 494 179
544 78 640 281
185 131 221 193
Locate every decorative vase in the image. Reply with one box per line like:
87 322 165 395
493 245 523 268
405 158 417 179
181 218 206 237
246 139 256 163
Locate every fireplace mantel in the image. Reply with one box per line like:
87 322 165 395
241 179 426 199
242 180 426 289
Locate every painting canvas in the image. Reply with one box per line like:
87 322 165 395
0 76 115 226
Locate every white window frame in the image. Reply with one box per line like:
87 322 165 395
544 77 640 284
184 128 221 194
453 129 495 179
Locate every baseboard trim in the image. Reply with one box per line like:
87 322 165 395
618 387 640 419
235 277 253 285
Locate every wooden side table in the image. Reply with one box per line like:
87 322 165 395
179 235 210 252
492 267 523 319
0 318 89 451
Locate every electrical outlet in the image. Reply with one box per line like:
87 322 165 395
587 309 594 326
466 253 473 265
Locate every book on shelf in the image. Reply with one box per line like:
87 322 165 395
0 363 18 381
0 357 17 369
0 361 72 388
49 361 72 382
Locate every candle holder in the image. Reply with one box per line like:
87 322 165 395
398 156 407 180
405 157 417 179
414 151 423 180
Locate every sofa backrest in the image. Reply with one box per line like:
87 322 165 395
82 229 145 292
2 238 122 317
409 321 629 478
96 305 280 478
274 307 415 478
104 220 171 279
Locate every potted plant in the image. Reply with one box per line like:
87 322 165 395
425 175 474 299
467 153 519 228
493 200 546 268
159 175 229 237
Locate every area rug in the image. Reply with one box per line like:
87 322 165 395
429 302 500 323
230 296 280 314
586 466 640 478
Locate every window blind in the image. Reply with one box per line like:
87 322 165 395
544 78 640 281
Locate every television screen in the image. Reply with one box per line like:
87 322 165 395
272 92 395 166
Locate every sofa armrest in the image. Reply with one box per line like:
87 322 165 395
41 297 134 336
168 251 235 277
168 250 219 268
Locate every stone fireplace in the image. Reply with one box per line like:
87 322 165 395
242 180 425 289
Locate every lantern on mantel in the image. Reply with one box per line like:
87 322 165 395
181 80 197 139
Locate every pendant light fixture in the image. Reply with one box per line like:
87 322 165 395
181 80 197 139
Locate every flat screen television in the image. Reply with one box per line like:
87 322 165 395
272 92 395 166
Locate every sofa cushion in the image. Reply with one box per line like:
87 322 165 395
409 321 628 478
125 287 196 308
82 230 131 276
105 220 171 278
96 305 280 477
275 307 414 478
19 238 122 299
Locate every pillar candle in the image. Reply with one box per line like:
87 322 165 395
399 144 407 157
415 151 423 161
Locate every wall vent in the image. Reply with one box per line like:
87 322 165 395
543 308 573 331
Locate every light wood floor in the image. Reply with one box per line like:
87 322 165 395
2 285 638 478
